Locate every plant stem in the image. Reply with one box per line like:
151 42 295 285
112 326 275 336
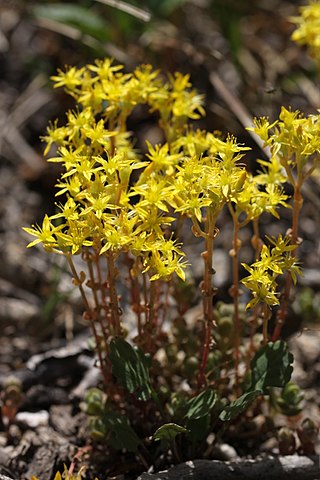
228 205 241 390
107 252 121 335
141 272 149 335
172 437 183 464
262 303 272 344
197 207 217 389
85 250 100 311
127 254 143 338
148 277 156 329
94 251 110 324
65 253 91 312
85 249 109 347
252 218 263 261
144 276 157 353
65 253 109 385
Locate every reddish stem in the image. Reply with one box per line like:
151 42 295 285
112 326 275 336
107 252 121 335
65 253 109 386
229 207 241 390
197 208 217 389
127 255 143 338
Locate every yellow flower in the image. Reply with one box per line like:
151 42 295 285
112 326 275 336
248 117 277 143
241 234 302 309
143 238 187 281
132 178 174 212
50 197 79 222
23 215 62 251
145 141 180 175
51 66 85 91
56 222 93 255
80 193 115 219
291 2 320 64
88 57 124 79
41 120 68 155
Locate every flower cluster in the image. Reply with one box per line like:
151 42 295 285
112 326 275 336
291 1 320 66
23 60 254 285
241 235 301 309
249 107 320 182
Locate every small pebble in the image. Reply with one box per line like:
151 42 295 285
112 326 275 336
15 410 49 428
219 443 239 460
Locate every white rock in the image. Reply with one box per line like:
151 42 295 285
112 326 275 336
15 410 49 428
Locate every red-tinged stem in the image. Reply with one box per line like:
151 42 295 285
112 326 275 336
107 252 121 335
91 252 110 347
85 311 110 387
228 205 241 390
197 320 212 389
127 255 143 338
94 251 110 322
65 253 109 386
262 303 271 345
197 207 217 389
148 277 156 328
66 253 91 312
144 276 157 353
142 272 148 323
86 253 100 309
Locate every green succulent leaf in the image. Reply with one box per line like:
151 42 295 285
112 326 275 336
219 390 262 422
153 423 189 444
185 389 217 420
88 415 108 441
251 340 294 392
281 381 304 404
83 387 106 416
103 411 141 452
109 337 153 401
275 381 304 416
220 340 294 422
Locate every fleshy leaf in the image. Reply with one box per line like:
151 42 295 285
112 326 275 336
185 389 217 420
251 340 294 392
153 423 189 443
109 337 153 401
103 411 141 452
220 340 294 422
219 390 262 422
83 387 106 416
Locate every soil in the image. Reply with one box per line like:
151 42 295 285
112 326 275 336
0 1 320 479
0 327 319 479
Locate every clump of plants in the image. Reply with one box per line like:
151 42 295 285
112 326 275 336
23 39 319 473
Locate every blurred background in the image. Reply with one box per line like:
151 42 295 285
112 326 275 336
1 0 320 371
